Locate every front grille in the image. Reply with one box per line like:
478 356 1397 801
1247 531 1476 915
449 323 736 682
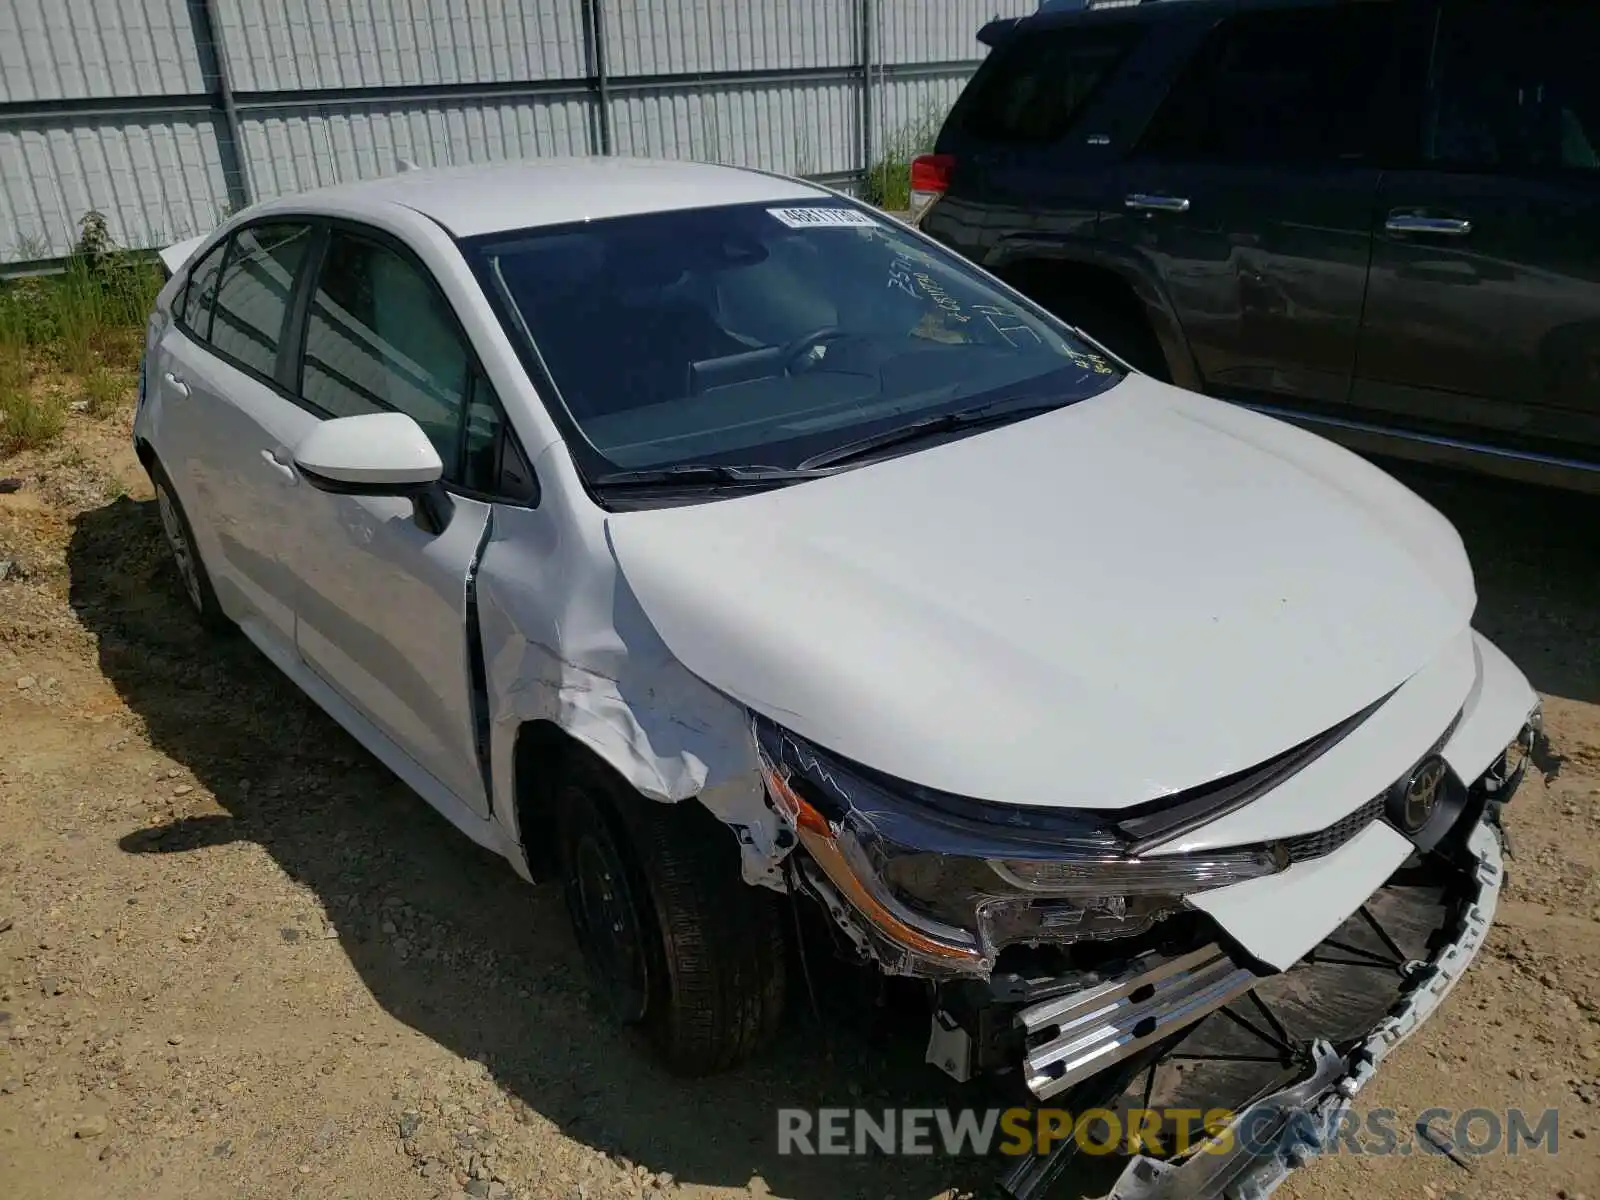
1283 793 1384 863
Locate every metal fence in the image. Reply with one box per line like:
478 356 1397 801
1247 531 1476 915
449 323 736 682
0 0 1031 269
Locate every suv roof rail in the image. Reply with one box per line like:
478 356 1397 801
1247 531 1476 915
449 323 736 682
981 0 1191 46
1037 0 1190 10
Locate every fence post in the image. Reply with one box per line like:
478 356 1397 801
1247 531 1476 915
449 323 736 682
859 0 875 190
187 0 252 212
585 0 614 156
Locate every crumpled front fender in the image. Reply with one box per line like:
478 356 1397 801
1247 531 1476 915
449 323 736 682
472 473 790 890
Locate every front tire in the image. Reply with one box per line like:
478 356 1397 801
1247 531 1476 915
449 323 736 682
558 775 787 1075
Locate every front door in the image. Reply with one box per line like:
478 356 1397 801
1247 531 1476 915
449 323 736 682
1354 0 1600 460
1100 2 1403 408
282 226 501 815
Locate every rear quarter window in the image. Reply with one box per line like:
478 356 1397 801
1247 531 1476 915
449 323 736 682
955 24 1141 145
178 243 226 340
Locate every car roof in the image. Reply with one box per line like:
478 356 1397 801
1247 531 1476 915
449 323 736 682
286 157 830 238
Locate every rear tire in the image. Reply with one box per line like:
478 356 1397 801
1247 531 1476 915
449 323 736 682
557 774 787 1075
148 458 230 634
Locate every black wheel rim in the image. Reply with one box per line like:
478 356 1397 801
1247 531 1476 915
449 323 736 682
568 827 650 1025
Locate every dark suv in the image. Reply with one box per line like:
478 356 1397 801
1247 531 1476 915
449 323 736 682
918 0 1600 490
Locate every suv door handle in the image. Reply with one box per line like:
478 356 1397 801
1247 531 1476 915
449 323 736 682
1385 213 1473 237
162 372 190 398
1125 193 1191 214
260 449 298 484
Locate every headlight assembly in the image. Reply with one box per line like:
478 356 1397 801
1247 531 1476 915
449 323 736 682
751 714 1288 977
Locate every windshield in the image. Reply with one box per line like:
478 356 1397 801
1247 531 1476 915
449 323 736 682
466 200 1123 477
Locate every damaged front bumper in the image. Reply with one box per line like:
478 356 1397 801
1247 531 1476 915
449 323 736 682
1089 815 1503 1200
762 629 1533 1198
1000 813 1507 1200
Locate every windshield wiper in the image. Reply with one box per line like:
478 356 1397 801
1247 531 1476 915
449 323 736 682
591 463 829 490
796 400 1071 471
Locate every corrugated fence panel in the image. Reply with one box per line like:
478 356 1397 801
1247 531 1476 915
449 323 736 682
0 0 204 102
876 0 1034 65
239 98 593 199
603 0 857 76
873 71 971 153
0 0 1018 263
214 0 589 92
0 118 231 260
609 81 858 178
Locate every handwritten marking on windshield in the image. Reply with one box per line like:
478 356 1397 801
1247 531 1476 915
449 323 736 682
1068 350 1117 374
914 272 972 323
970 304 1041 348
887 258 919 297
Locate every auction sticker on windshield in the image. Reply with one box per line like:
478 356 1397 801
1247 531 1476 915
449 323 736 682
768 206 879 229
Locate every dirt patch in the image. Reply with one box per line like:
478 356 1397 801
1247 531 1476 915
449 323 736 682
2 409 1599 1200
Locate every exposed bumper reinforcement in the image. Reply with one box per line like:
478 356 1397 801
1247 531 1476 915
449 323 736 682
1092 818 1505 1200
1020 944 1260 1102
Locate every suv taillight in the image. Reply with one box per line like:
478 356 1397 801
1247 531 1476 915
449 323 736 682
909 153 955 224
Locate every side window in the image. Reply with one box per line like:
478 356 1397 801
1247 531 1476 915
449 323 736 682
1140 6 1398 163
957 25 1139 145
179 242 226 340
462 371 537 501
208 224 314 379
1425 1 1599 173
302 231 470 476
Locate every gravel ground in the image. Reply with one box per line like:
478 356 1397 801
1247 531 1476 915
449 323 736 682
2 407 1599 1200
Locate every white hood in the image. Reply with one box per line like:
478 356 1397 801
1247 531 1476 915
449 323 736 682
606 379 1477 810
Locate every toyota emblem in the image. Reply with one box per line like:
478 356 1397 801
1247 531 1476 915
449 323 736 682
1396 756 1449 833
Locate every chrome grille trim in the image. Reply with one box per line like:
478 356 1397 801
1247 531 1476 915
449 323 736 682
1018 943 1259 1101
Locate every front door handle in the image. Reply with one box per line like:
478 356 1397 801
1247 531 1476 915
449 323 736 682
163 371 190 398
1385 213 1473 237
260 449 298 484
1125 193 1191 214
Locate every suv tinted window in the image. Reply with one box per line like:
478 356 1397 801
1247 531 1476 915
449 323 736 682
957 25 1138 145
302 230 473 478
208 224 313 379
179 242 226 339
1141 5 1398 163
1425 0 1599 173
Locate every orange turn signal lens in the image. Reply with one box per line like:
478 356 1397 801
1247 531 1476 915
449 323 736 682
759 759 983 966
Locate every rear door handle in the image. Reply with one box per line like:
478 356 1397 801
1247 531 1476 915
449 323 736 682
1125 193 1191 213
162 371 190 398
1385 213 1473 237
260 449 298 484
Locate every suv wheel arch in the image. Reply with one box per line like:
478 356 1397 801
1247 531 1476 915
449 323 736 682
999 257 1194 387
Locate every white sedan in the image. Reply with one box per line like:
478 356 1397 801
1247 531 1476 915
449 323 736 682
139 158 1538 1198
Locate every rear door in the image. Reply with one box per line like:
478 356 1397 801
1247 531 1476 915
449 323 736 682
282 224 534 815
1102 2 1405 407
150 222 320 649
1354 0 1600 461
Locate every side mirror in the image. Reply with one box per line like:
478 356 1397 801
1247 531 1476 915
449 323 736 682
294 413 454 534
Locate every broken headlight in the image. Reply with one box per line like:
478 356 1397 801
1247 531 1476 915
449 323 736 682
752 715 1288 976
